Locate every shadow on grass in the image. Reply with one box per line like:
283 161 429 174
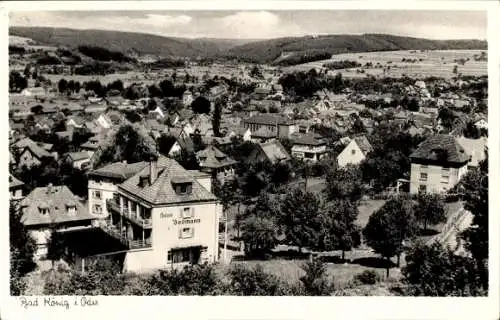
417 228 440 237
351 257 396 269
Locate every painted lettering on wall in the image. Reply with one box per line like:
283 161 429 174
173 219 201 225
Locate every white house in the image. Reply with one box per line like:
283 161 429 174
474 119 488 130
409 134 470 194
291 133 328 162
337 136 373 167
99 157 221 273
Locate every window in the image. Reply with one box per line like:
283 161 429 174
182 207 194 219
419 185 427 193
179 227 194 239
167 250 172 261
351 149 356 155
93 204 102 214
180 184 187 194
40 208 49 215
304 153 314 159
93 191 102 199
67 206 76 215
421 165 428 169
420 173 428 181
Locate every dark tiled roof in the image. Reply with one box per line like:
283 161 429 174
410 134 470 164
293 133 326 146
89 161 148 180
353 136 373 154
196 146 238 169
251 126 276 138
21 143 53 159
66 152 90 162
244 114 294 126
20 185 95 226
119 156 217 205
251 140 291 164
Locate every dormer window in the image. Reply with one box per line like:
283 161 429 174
39 208 49 215
67 205 76 215
139 175 149 188
171 176 193 195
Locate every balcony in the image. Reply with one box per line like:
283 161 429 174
99 224 152 249
106 199 152 229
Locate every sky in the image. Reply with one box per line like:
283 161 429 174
10 10 487 40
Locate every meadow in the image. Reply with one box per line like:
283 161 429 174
287 49 487 79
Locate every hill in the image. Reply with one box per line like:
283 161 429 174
221 34 487 64
9 27 250 58
10 27 487 65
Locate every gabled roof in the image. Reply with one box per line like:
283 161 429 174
252 140 291 164
20 185 95 226
89 161 148 180
10 175 24 189
119 156 217 205
65 151 90 162
21 143 53 159
410 134 470 164
244 114 294 126
353 136 373 154
293 133 326 146
196 145 237 169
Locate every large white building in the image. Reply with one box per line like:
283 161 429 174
87 161 148 221
99 156 221 273
409 135 471 194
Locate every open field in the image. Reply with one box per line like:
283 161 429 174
287 50 487 79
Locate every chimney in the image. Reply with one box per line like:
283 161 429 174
122 160 127 164
149 161 157 185
47 183 53 194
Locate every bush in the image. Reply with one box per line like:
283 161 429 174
354 270 381 285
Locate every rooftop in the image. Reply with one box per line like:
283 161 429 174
119 156 217 205
410 134 471 164
244 114 294 126
20 185 94 226
196 145 238 169
89 161 148 180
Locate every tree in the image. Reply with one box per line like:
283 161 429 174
240 193 280 258
24 64 32 78
279 187 322 253
325 165 364 203
249 65 263 79
300 259 334 296
30 104 44 115
10 203 37 295
228 264 296 296
47 230 66 268
212 98 223 137
414 193 446 231
191 96 211 114
363 196 418 277
457 157 488 291
9 71 28 92
58 78 68 93
93 124 158 168
157 133 177 156
402 242 484 296
44 258 127 295
318 200 360 260
107 79 124 93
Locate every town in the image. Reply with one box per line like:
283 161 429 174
9 20 488 297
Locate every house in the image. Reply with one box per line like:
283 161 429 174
196 146 238 184
98 156 221 272
474 119 488 130
164 127 195 157
182 90 194 107
18 143 55 168
149 106 166 120
409 134 471 194
66 116 86 129
314 99 333 113
291 133 328 162
10 175 25 201
35 118 55 132
243 114 297 139
19 184 95 257
250 126 277 143
85 103 107 114
20 87 47 98
87 161 148 220
337 136 373 167
95 113 113 130
64 152 92 170
456 136 487 169
227 126 251 142
247 140 291 165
